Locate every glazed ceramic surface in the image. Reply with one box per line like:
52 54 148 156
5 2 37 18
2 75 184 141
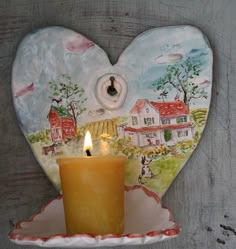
9 186 180 247
12 25 213 197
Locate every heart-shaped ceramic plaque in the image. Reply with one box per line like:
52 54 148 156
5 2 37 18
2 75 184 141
12 26 212 198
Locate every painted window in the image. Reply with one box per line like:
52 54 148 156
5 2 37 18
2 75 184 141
131 116 138 125
144 117 155 125
162 119 170 124
65 128 74 133
177 130 189 137
176 116 187 123
145 132 157 138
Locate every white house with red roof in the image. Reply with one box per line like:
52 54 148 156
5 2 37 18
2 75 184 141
123 99 193 147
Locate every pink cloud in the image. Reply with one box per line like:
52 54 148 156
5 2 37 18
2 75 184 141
192 77 210 88
64 35 94 53
15 83 34 98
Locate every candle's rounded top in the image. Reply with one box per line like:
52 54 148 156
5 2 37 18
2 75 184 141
56 155 127 165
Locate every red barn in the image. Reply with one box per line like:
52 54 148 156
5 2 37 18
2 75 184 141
48 106 76 143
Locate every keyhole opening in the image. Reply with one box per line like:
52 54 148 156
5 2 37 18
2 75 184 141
107 76 118 96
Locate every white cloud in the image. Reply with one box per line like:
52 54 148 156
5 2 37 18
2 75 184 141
155 53 183 64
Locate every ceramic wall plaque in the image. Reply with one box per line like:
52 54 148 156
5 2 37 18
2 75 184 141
12 25 213 198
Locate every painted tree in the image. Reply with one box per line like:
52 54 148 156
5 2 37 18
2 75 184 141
153 58 208 106
49 74 87 128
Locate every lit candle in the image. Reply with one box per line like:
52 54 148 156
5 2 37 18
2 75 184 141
84 131 92 156
56 131 126 236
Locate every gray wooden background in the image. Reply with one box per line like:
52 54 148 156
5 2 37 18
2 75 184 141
0 0 236 248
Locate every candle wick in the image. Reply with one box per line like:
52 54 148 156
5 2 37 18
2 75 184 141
86 149 92 157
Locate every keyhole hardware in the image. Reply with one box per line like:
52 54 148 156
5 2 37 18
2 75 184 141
107 76 118 96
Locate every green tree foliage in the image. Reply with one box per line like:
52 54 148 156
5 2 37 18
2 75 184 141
153 58 208 106
28 129 50 143
48 74 87 127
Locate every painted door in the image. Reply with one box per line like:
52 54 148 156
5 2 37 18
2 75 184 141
52 127 62 142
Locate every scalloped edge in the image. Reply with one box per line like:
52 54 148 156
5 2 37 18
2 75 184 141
9 185 180 247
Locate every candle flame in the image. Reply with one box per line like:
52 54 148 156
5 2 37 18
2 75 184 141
83 131 93 152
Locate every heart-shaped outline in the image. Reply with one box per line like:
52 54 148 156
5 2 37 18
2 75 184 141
12 25 213 198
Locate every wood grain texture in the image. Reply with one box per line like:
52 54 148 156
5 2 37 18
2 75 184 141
1 0 236 248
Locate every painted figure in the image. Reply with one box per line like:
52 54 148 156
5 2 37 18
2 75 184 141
138 156 157 184
42 143 57 156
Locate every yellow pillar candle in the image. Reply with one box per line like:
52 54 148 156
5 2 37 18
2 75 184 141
56 132 126 236
57 156 125 236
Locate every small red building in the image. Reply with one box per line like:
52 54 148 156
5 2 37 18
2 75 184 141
48 106 76 143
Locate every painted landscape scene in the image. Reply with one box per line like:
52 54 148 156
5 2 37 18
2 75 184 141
12 26 212 197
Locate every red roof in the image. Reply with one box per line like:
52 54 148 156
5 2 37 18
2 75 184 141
130 99 148 114
130 99 189 117
124 122 192 133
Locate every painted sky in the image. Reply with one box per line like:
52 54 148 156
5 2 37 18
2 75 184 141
12 26 213 133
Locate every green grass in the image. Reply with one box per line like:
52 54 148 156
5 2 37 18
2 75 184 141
125 152 191 197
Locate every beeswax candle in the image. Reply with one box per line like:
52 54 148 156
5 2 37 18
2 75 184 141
57 155 125 235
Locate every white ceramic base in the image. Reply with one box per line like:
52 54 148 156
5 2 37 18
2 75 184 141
9 186 180 247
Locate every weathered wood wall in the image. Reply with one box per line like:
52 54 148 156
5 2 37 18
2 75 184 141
0 0 236 248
